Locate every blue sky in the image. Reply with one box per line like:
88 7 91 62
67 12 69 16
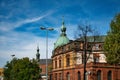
0 0 120 67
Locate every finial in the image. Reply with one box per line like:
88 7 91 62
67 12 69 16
61 16 66 36
62 16 64 25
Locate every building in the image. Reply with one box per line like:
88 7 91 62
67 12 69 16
39 59 52 80
36 46 52 80
0 68 3 80
49 21 120 80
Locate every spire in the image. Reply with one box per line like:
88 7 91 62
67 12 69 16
62 16 65 25
36 45 40 62
37 45 39 52
61 16 66 36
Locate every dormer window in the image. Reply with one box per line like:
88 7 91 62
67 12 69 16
94 57 99 63
95 44 99 50
94 54 99 63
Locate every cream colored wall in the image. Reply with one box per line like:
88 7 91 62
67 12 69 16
76 52 82 64
75 51 106 64
99 53 106 63
87 54 94 63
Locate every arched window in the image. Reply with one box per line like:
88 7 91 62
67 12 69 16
59 73 62 80
55 60 57 68
78 71 81 80
66 72 70 80
59 59 61 68
58 56 62 68
55 73 57 80
107 71 112 80
97 70 101 80
66 55 70 67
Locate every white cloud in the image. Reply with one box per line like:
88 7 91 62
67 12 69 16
24 15 47 23
0 9 56 67
0 30 56 67
15 11 53 27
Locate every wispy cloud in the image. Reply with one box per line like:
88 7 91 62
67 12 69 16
17 11 54 26
0 10 54 32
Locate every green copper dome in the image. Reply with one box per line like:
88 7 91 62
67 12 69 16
54 21 69 49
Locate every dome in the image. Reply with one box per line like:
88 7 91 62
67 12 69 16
54 35 69 49
54 21 70 49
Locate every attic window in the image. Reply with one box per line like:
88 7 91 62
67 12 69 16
94 54 99 63
95 44 99 50
94 57 99 63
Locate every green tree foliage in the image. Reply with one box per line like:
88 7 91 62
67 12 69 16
104 13 120 64
3 57 41 80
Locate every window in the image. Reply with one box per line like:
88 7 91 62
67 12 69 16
66 72 70 80
59 73 62 80
66 57 70 66
97 70 101 80
107 71 112 80
95 44 99 50
78 71 81 80
59 59 61 68
55 73 57 80
55 60 57 68
94 57 99 63
66 54 70 67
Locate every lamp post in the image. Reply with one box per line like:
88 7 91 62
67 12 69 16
11 54 15 80
40 27 54 80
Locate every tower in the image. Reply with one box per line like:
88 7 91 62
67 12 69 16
54 18 70 49
36 46 40 63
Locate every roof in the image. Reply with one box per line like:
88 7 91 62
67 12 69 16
39 59 52 64
54 35 70 48
77 35 106 42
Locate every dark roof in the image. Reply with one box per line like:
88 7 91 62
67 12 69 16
39 59 52 64
77 35 106 42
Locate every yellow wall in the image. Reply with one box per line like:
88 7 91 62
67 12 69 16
63 51 75 69
0 68 4 76
52 51 76 70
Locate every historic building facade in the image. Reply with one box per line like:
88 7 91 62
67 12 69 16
49 21 120 80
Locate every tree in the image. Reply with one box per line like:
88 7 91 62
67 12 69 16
75 23 101 80
75 24 93 80
104 13 120 64
3 57 41 80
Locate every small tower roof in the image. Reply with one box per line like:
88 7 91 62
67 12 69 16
36 45 40 62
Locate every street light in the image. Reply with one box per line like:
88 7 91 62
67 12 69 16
40 27 54 80
11 54 15 80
